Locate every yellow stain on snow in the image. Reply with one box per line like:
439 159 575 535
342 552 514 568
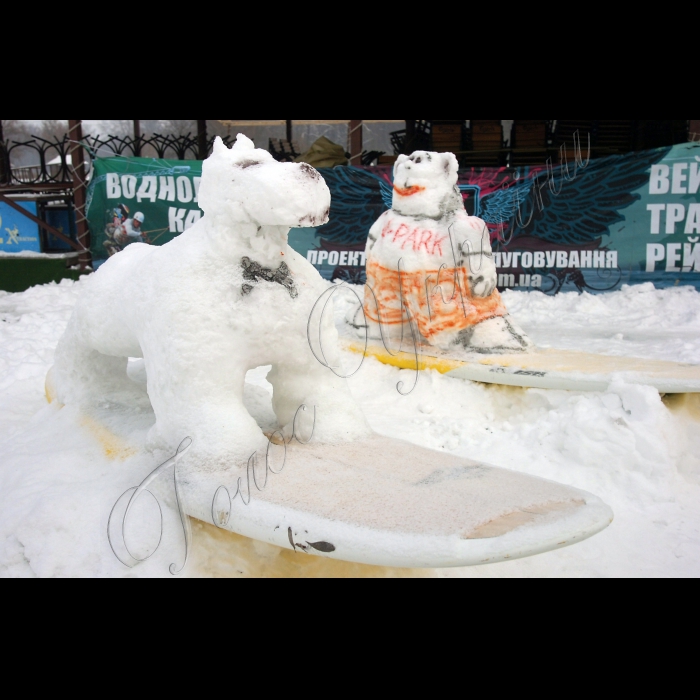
662 392 700 420
45 366 136 461
44 367 61 407
78 414 138 461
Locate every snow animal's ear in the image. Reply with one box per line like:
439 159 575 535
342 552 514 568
212 136 229 157
394 154 408 177
443 152 459 180
233 134 255 151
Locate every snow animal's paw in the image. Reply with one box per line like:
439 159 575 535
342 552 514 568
468 268 498 299
457 315 533 354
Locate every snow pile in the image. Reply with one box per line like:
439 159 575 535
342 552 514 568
0 280 83 443
503 283 700 363
1 279 700 577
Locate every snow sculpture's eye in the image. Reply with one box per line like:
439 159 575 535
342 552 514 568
415 157 422 164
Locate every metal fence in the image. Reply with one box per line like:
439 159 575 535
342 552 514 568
0 133 239 188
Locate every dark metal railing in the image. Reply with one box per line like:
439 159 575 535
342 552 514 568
0 133 239 189
3 135 73 185
82 133 236 161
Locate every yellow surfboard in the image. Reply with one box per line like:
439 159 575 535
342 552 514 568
341 340 700 394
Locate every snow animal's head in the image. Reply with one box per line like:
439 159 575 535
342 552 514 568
392 150 462 219
198 135 331 228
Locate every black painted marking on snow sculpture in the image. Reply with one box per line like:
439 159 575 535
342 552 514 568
241 257 298 299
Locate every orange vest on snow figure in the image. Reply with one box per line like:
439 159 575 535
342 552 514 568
361 151 531 354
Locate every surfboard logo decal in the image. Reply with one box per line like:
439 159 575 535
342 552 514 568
307 541 336 553
288 527 336 554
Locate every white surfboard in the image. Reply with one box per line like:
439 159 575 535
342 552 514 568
186 434 613 569
340 339 700 394
46 377 613 570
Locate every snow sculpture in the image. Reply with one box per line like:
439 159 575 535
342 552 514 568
51 135 371 467
359 151 531 354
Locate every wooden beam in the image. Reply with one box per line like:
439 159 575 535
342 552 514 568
691 120 700 141
0 193 84 253
0 120 8 185
197 120 208 159
349 120 363 166
404 120 416 154
133 120 141 156
67 120 91 268
286 120 293 143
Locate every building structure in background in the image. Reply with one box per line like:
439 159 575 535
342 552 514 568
0 120 697 293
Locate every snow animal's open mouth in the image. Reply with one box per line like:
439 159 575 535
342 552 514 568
394 185 426 197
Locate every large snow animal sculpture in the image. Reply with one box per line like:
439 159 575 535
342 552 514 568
50 135 371 468
358 151 531 354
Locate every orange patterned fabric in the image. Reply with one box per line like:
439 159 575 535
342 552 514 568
363 259 507 341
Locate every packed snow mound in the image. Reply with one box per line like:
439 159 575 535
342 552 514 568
2 280 700 576
503 284 700 363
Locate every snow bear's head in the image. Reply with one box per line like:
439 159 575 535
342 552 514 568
392 151 462 219
198 135 331 228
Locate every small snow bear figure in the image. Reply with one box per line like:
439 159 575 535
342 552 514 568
50 135 371 470
360 151 531 354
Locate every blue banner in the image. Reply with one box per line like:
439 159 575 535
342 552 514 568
0 201 40 253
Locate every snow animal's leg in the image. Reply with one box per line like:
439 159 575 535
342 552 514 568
143 353 269 470
52 316 138 406
268 357 372 444
269 300 371 444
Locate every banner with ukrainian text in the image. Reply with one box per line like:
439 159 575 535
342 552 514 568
87 156 203 266
87 143 700 293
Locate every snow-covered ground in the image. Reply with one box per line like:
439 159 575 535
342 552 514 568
1 279 699 577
